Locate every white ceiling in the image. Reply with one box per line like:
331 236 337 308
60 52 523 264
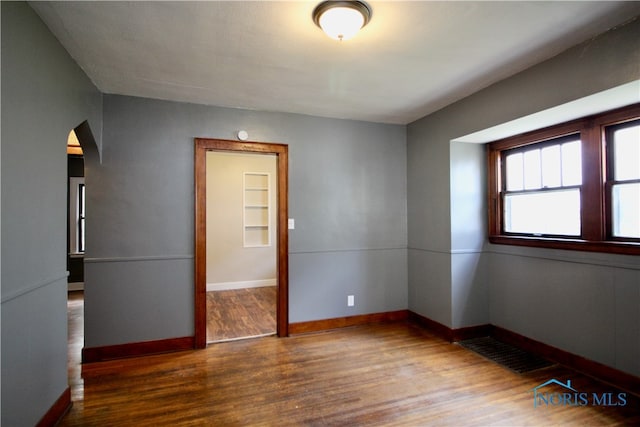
31 1 640 125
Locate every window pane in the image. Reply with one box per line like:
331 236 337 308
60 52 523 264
79 183 86 217
523 149 541 189
79 218 85 252
612 183 640 238
504 189 581 236
613 125 640 181
78 183 85 252
561 140 582 186
541 145 561 188
506 152 523 191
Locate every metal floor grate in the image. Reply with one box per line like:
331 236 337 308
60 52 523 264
458 336 554 373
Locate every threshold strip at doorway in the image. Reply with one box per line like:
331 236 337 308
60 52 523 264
208 332 276 344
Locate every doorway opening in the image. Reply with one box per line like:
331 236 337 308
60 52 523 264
67 128 85 401
65 121 99 403
205 152 277 342
194 139 289 348
66 125 88 401
67 129 85 292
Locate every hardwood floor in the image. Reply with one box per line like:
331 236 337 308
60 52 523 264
64 297 640 426
67 291 84 402
206 286 277 343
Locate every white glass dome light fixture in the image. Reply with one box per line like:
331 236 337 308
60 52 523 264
313 1 372 41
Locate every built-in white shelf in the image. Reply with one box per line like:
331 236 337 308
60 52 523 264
243 172 270 247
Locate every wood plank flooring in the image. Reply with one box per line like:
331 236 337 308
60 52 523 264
64 295 640 426
67 291 84 402
206 286 276 342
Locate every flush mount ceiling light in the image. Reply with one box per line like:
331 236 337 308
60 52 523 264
313 1 372 41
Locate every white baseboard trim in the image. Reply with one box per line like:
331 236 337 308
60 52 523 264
68 282 84 292
207 279 276 292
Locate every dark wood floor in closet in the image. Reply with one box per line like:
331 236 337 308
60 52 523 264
206 286 277 342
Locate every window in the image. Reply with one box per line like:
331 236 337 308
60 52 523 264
488 103 640 255
607 120 640 240
503 135 582 236
69 177 85 254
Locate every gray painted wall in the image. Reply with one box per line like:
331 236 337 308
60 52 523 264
1 2 102 425
85 94 407 347
408 17 640 375
488 248 640 377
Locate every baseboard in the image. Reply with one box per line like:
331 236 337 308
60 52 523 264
206 279 276 292
289 310 409 335
36 387 71 427
407 311 490 342
408 311 454 341
452 323 493 341
82 336 194 363
407 311 640 397
492 326 640 397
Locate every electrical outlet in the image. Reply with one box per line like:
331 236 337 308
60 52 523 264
347 295 354 307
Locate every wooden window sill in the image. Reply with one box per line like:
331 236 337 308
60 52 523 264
488 235 640 256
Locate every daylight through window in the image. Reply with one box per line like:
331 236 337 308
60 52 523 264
608 120 640 239
69 177 85 254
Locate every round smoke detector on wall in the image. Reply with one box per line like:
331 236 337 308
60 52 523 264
237 130 249 141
